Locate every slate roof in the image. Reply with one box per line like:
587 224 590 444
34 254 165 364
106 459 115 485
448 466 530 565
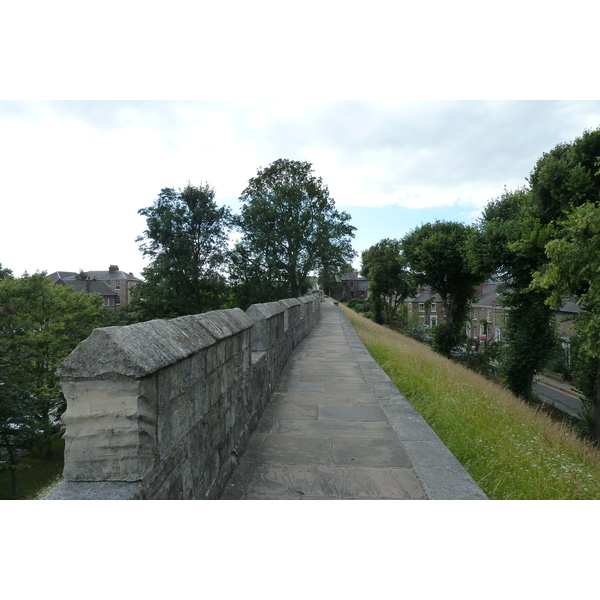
66 280 117 296
338 272 370 291
84 269 141 282
47 267 142 283
406 291 443 304
47 271 77 283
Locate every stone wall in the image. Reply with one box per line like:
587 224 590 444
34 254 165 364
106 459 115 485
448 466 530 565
45 293 322 500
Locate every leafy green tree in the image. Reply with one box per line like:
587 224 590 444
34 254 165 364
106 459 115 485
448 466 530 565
532 202 600 432
133 183 232 319
232 159 356 304
470 188 559 399
361 238 416 325
401 221 480 356
0 273 104 495
0 263 12 282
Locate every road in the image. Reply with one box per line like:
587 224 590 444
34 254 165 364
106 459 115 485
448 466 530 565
533 381 583 419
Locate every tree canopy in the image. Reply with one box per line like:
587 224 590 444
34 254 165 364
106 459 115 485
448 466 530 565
0 273 104 496
401 221 480 356
231 159 356 305
133 183 232 319
361 238 415 325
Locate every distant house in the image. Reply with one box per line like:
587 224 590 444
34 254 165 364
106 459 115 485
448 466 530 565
47 265 141 308
406 288 446 328
331 272 369 300
469 280 582 350
468 280 506 347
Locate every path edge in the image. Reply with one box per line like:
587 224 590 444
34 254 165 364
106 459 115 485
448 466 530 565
337 304 488 500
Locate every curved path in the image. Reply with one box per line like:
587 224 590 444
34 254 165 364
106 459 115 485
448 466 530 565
221 299 487 500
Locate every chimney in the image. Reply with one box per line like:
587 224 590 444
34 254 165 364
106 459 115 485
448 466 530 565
86 276 92 293
109 265 119 274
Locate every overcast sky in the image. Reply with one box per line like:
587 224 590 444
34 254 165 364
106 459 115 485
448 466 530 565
2 99 599 278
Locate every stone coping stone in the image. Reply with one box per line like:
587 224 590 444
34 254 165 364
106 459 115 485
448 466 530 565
58 308 253 380
246 301 286 320
277 298 301 309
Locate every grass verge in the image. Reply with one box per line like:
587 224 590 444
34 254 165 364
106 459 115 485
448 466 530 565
342 305 600 499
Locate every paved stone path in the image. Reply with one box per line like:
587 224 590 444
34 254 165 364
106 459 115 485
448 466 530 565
221 299 487 500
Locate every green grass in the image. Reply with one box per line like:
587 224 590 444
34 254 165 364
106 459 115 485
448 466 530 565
0 436 64 500
343 305 600 499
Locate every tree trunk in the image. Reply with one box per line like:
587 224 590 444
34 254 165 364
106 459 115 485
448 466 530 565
592 361 600 443
6 444 20 500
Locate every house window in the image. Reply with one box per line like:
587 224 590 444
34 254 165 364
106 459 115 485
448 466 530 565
430 316 437 327
418 303 425 312
115 281 121 290
115 296 120 306
431 303 436 313
487 308 492 321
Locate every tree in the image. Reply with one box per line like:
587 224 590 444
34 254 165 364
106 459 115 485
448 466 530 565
361 238 416 325
470 188 559 399
0 273 104 496
401 221 480 356
0 263 12 282
532 202 600 433
232 159 356 304
133 183 232 319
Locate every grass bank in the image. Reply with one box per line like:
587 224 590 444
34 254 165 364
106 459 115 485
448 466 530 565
342 305 600 499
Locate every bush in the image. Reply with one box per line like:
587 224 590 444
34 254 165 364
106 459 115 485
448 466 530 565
346 298 366 312
362 311 374 320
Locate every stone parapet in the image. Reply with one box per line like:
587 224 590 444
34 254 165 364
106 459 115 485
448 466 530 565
45 293 322 500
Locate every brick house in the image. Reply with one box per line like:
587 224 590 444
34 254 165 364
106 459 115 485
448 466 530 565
468 280 582 351
47 265 141 308
468 280 506 347
335 272 369 300
406 288 446 328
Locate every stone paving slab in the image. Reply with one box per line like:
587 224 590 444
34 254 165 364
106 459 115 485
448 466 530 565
220 299 488 500
221 463 427 499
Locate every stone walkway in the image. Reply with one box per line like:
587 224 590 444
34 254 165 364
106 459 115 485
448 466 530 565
220 299 487 500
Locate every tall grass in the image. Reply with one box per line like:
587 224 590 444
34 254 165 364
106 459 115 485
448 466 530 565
343 306 600 499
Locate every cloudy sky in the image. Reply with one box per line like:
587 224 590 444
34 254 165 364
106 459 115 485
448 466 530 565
2 99 599 278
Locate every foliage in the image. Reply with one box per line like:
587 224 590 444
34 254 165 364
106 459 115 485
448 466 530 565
344 306 600 500
0 274 104 497
532 200 600 435
133 183 232 319
0 263 12 282
401 221 479 356
399 310 432 345
361 238 416 325
231 159 356 305
0 437 64 500
471 188 559 399
470 128 600 405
